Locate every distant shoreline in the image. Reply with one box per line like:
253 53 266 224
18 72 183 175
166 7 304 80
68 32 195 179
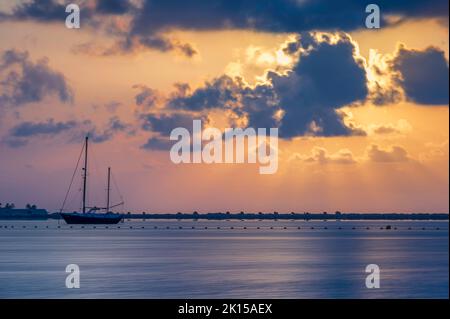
52 212 448 221
1 208 449 221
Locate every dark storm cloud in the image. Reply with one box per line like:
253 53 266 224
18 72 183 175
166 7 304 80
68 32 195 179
163 34 368 137
3 0 447 28
2 1 447 56
0 49 73 107
168 76 243 111
391 46 449 105
130 0 448 36
167 76 280 129
96 0 133 15
270 34 368 137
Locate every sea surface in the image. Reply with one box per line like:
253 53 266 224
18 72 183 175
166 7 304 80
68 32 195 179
0 220 448 298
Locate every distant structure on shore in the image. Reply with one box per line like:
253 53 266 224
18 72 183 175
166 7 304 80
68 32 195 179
0 203 48 220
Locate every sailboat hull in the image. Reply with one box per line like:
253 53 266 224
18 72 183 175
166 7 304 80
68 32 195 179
60 212 123 224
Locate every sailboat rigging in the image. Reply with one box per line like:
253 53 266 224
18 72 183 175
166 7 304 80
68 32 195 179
60 136 124 224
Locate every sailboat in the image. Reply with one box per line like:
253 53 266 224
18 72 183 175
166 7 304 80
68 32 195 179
60 136 124 224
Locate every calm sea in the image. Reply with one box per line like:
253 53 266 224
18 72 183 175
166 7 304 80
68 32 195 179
0 220 448 298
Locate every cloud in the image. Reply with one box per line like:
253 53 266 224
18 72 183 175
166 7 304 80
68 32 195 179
101 35 198 57
367 144 410 162
133 84 163 109
3 1 447 57
8 0 69 22
4 116 132 147
141 136 174 151
130 0 448 35
140 112 208 136
268 33 368 137
292 147 357 165
96 0 133 15
391 46 449 105
368 119 413 135
4 118 77 147
4 0 447 28
104 101 122 113
0 49 73 107
162 33 368 138
168 76 244 111
83 116 134 143
139 112 210 150
9 118 77 137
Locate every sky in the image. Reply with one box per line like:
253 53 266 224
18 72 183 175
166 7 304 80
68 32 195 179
0 0 448 213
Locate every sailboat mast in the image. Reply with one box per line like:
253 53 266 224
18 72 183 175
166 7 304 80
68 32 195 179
106 167 111 213
82 136 88 214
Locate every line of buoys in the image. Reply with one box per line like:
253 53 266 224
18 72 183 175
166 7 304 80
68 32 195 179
0 225 447 231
